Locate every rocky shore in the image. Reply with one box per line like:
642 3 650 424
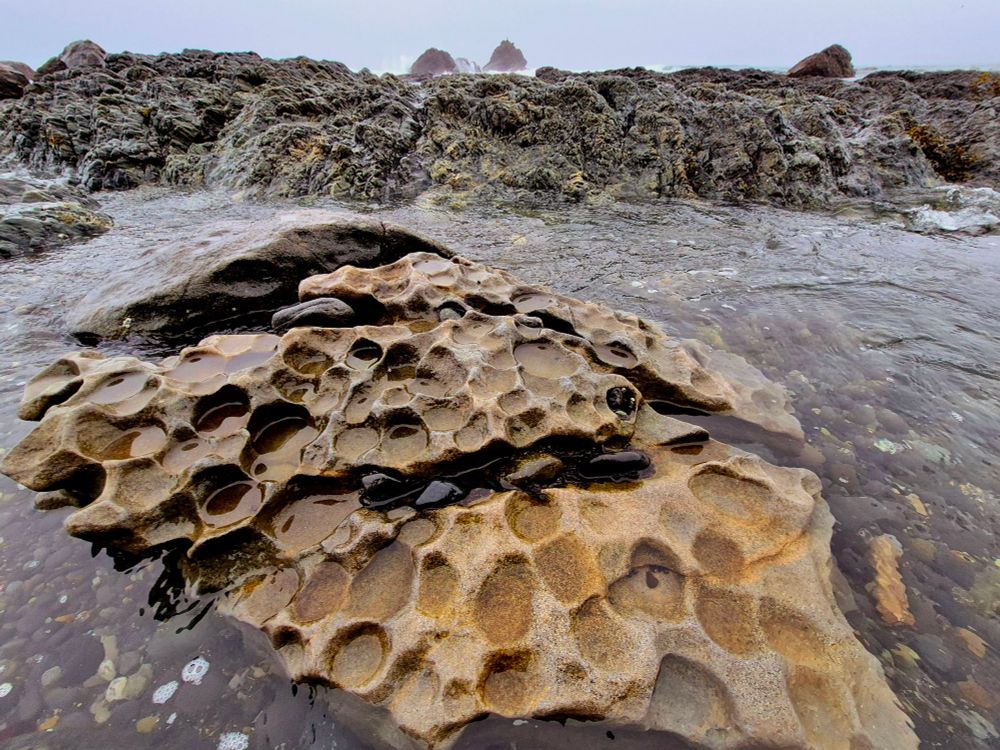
0 46 996 207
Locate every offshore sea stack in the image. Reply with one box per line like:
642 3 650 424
788 43 855 78
410 48 457 77
2 222 917 749
483 40 527 72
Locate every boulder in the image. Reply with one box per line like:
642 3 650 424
0 63 28 99
483 39 527 72
788 44 855 78
37 39 106 76
65 211 453 341
0 60 35 80
0 175 112 256
410 48 456 77
2 249 917 750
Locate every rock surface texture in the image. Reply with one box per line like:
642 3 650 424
65 211 452 341
788 44 855 78
0 50 995 202
0 63 29 99
483 40 527 72
36 39 107 76
3 245 917 749
0 174 112 256
410 49 457 77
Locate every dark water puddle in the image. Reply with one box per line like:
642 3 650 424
0 188 998 748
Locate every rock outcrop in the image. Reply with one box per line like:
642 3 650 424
36 39 107 76
0 63 28 99
65 211 452 341
2 245 916 749
410 48 456 77
0 50 994 206
0 60 35 80
0 175 112 256
483 40 527 72
788 44 855 78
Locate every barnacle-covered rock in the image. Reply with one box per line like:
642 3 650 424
1 252 915 749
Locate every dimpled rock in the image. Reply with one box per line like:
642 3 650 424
299 252 803 439
1 252 915 749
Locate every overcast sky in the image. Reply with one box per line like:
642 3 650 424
3 0 998 72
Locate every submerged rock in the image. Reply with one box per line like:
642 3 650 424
410 48 456 77
2 241 916 749
788 44 855 78
867 534 916 627
483 40 527 72
66 211 452 341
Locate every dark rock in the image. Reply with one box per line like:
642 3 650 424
38 39 106 77
410 48 456 77
483 40 527 72
0 61 35 80
0 175 112 256
65 210 453 341
272 297 355 330
413 480 463 508
581 450 651 478
0 50 994 205
0 63 28 99
788 44 855 78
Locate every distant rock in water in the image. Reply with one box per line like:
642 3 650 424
410 48 456 77
37 39 107 77
0 175 111 256
788 44 854 78
454 57 480 73
484 39 527 72
0 63 28 99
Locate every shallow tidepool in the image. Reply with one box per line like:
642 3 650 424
0 187 996 748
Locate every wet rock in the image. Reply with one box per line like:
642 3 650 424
866 534 916 627
1 248 916 749
413 480 462 509
66 211 452 341
0 175 111 256
272 297 355 331
483 40 527 72
502 454 564 487
37 39 106 76
580 450 650 477
410 48 456 77
0 63 28 99
1 50 995 205
788 44 855 78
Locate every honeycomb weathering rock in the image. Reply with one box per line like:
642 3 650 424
300 252 804 440
1 254 915 748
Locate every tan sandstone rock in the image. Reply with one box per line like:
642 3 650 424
867 534 916 628
1 252 915 749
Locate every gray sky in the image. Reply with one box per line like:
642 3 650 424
3 0 998 72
